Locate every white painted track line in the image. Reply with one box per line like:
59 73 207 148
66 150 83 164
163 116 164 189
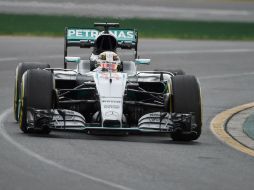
0 108 133 190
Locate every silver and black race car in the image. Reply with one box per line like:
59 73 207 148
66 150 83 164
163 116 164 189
14 23 202 141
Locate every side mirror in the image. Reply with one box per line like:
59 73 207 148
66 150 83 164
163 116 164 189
65 56 80 63
135 59 151 65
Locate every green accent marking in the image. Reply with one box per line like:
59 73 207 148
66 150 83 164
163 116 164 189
243 114 254 140
65 57 80 63
1 13 254 40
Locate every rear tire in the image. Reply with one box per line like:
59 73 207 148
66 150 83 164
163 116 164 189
171 75 202 141
14 62 50 122
154 69 185 76
168 69 185 76
19 69 53 134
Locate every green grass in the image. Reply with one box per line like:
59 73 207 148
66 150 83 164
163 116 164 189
1 13 254 40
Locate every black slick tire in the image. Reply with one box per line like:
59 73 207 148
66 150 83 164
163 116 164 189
171 75 202 141
19 69 53 134
14 62 50 122
154 69 185 76
168 69 185 76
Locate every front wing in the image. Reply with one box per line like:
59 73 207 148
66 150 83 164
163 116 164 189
26 109 198 135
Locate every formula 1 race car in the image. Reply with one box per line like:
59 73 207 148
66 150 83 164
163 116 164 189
14 23 202 141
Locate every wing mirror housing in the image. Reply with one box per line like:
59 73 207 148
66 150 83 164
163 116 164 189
65 56 81 63
135 59 151 65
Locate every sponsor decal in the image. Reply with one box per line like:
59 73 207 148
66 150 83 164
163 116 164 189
67 29 135 41
108 30 134 40
105 111 119 118
101 98 122 120
104 105 120 109
102 100 121 104
67 29 99 40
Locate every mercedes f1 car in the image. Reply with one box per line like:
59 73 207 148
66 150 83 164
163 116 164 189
14 23 202 141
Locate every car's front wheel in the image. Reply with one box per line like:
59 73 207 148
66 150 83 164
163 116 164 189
14 62 50 122
19 69 54 134
171 75 202 141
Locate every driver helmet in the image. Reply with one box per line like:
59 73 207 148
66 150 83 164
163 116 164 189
97 51 121 72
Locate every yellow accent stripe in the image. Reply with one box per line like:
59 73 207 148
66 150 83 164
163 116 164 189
14 66 18 114
197 79 203 127
210 102 254 157
19 75 25 129
168 81 173 112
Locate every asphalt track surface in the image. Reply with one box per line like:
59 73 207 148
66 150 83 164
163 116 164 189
0 0 254 22
1 37 254 190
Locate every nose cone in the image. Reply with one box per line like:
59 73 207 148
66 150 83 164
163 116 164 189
93 72 127 128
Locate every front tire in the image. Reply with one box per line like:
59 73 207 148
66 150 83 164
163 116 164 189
19 69 54 134
14 62 50 122
171 75 202 141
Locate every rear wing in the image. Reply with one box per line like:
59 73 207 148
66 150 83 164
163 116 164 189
65 28 137 47
64 27 138 67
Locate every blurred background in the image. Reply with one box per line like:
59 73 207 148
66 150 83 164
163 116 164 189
0 0 254 39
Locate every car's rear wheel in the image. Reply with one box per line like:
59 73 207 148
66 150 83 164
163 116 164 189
154 69 185 76
14 62 50 122
168 69 185 76
19 69 54 134
171 75 202 141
